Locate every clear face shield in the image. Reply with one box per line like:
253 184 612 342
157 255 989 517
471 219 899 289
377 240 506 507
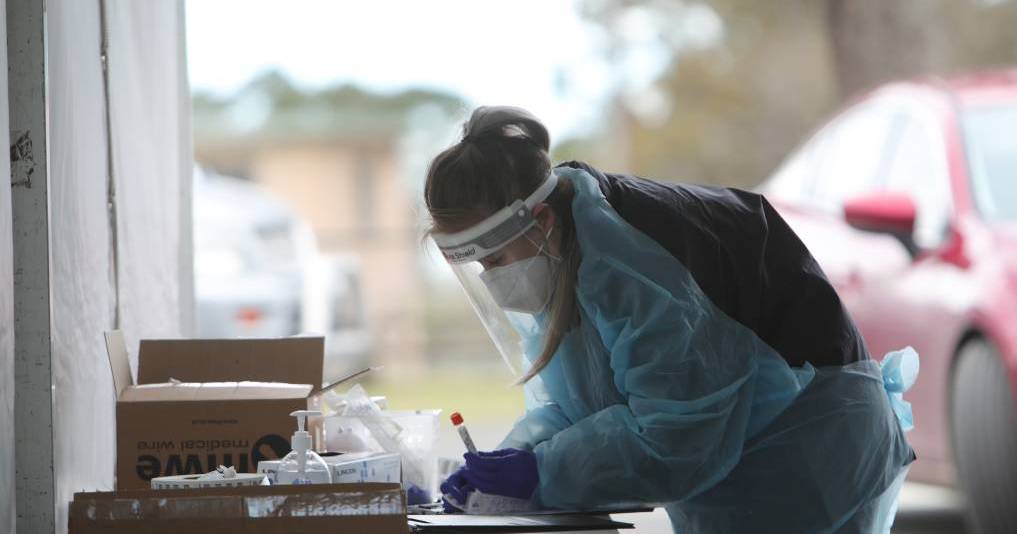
430 171 560 376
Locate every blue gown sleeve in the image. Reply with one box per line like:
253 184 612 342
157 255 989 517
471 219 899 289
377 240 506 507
498 402 573 451
531 255 760 509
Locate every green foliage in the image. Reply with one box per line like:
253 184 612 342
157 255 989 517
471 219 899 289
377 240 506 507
193 69 466 145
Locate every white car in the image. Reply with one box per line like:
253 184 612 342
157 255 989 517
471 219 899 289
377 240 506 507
193 168 370 383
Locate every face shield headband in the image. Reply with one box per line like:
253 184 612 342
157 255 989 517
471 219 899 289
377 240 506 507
431 170 559 264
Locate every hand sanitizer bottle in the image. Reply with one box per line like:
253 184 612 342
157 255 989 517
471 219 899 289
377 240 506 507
276 410 333 485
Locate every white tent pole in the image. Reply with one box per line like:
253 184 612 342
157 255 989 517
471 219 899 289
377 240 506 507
8 0 57 531
176 0 195 337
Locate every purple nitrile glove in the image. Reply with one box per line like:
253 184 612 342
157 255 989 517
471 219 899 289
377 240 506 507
439 466 473 513
441 496 463 514
406 484 431 506
460 448 539 501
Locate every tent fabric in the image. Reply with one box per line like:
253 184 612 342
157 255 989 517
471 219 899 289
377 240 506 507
1 1 16 530
44 1 190 531
106 0 192 360
47 2 117 531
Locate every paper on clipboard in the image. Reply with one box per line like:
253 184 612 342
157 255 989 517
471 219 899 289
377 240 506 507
407 513 633 532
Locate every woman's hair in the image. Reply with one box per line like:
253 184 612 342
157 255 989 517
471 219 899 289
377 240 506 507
424 106 581 383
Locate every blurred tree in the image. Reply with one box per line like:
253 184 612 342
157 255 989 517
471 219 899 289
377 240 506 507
826 0 1017 98
826 0 940 98
571 0 1017 189
571 0 835 188
192 69 465 148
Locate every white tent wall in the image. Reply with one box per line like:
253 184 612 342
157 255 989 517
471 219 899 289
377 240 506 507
0 0 16 530
105 0 193 363
48 1 116 531
7 0 191 531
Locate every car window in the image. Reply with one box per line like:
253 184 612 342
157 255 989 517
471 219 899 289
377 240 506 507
964 103 1017 221
881 116 952 248
808 104 897 211
764 140 816 205
766 102 895 210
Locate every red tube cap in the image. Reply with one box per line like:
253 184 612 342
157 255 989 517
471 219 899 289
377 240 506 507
451 412 464 426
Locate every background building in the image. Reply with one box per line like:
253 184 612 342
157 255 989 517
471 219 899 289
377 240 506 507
193 73 463 373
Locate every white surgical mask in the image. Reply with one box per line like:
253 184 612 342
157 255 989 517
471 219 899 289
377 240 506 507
479 227 557 314
479 255 553 314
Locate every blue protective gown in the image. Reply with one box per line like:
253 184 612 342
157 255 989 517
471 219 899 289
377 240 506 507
499 166 916 533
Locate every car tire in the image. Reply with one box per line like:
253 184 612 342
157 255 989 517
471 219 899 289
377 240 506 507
951 338 1017 534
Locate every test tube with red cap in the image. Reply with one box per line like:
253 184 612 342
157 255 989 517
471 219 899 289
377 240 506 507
451 412 478 454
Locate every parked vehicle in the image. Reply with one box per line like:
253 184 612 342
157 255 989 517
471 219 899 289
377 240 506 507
193 168 371 383
760 70 1017 533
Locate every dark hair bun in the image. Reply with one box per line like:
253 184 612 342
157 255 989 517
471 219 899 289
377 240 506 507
462 106 550 152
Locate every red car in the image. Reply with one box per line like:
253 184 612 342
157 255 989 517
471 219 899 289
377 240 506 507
761 70 1017 533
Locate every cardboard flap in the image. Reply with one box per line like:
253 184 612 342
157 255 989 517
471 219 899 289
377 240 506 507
137 337 324 390
104 331 134 397
119 381 314 402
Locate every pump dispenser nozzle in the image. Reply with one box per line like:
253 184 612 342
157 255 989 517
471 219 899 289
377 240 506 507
291 410 320 433
290 410 320 472
276 410 332 485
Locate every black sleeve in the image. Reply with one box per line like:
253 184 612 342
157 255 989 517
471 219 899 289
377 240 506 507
557 161 868 367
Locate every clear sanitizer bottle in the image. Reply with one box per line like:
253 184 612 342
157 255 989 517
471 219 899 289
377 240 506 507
276 410 333 485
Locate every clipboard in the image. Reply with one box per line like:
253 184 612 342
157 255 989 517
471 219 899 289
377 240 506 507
407 513 633 532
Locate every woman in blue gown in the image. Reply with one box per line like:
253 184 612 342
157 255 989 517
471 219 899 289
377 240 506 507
427 106 917 533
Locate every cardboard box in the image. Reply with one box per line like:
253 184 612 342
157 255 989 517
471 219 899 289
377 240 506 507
105 331 325 490
69 483 408 534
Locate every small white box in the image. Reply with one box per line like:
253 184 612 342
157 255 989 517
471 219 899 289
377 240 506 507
258 451 401 485
323 451 402 484
256 459 282 484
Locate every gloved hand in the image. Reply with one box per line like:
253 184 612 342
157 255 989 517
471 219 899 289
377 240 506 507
460 448 539 500
405 484 431 506
439 466 473 513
